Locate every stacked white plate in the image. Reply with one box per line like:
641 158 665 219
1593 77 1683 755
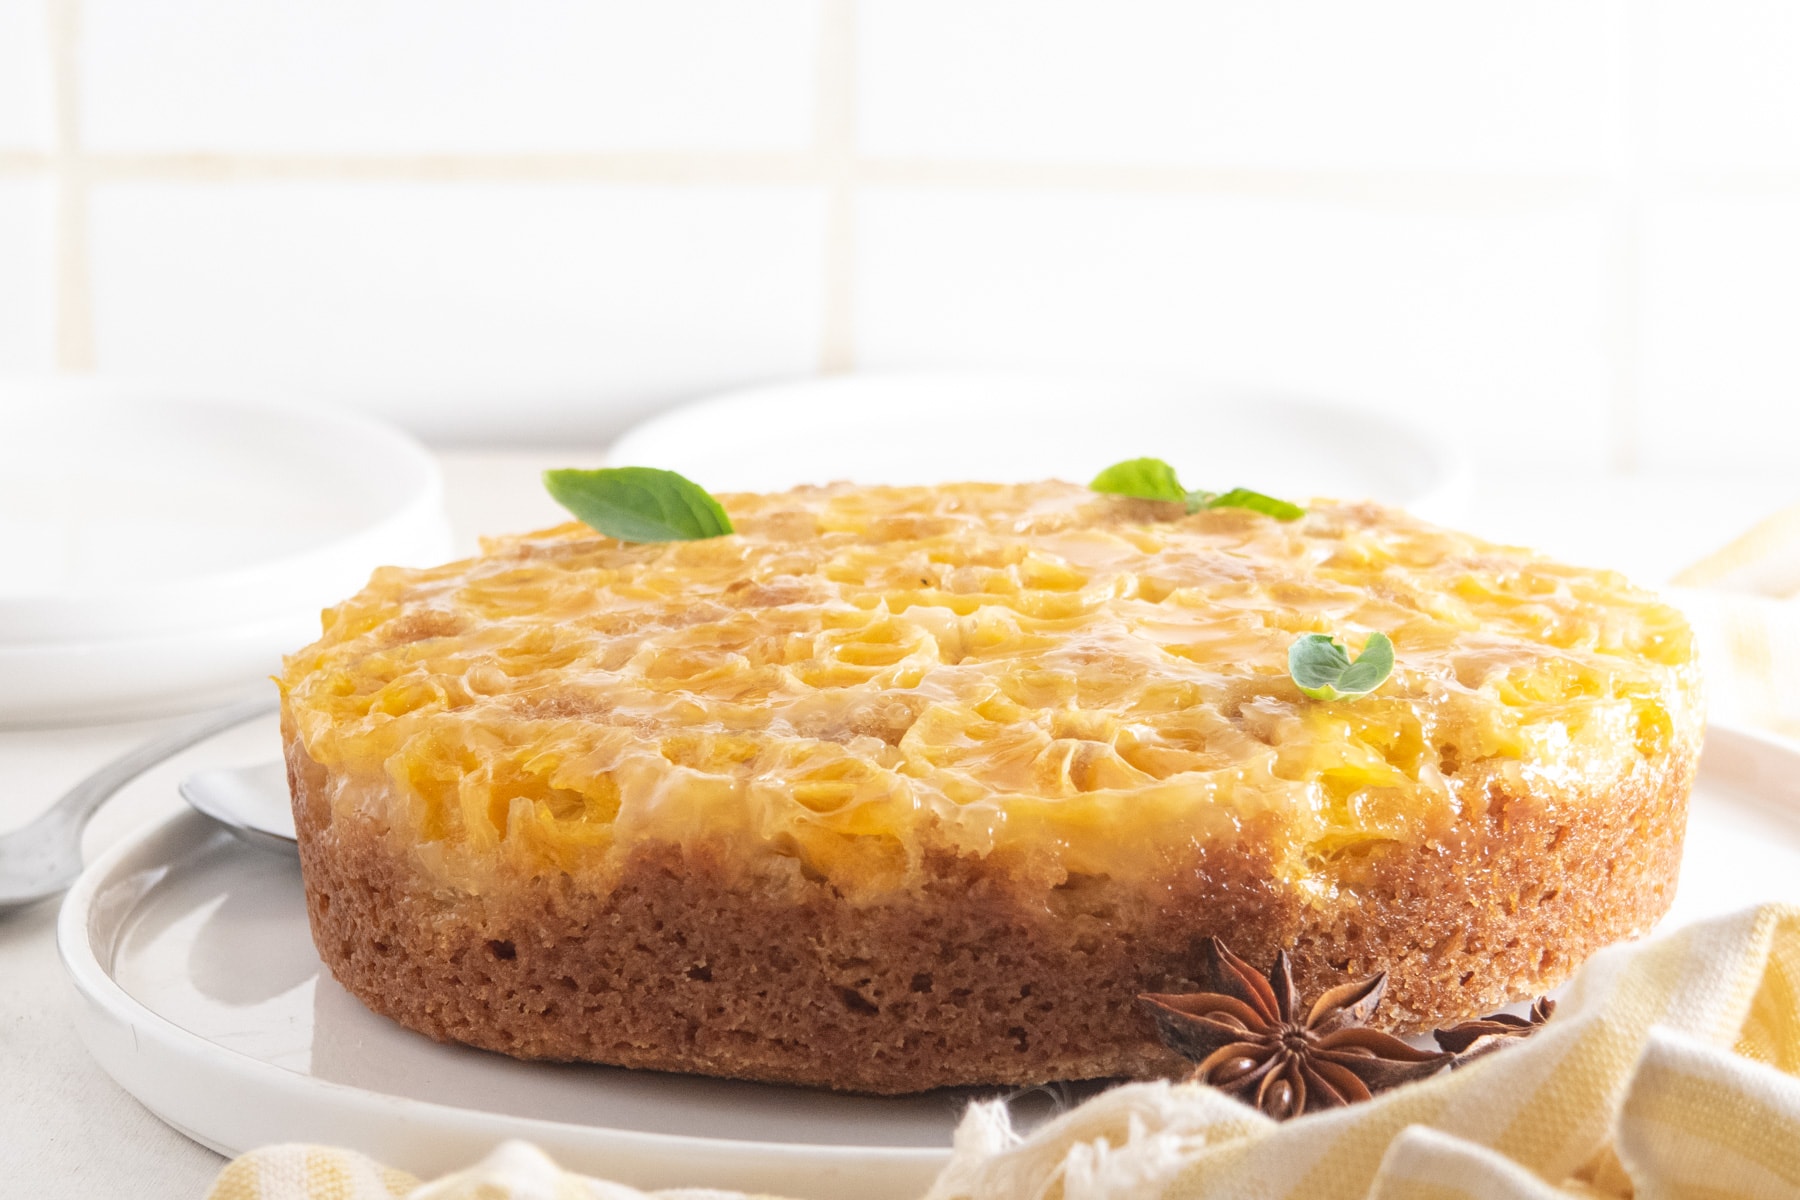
0 381 452 725
607 373 1472 522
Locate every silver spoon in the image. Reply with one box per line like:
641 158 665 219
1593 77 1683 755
179 760 297 853
0 696 278 912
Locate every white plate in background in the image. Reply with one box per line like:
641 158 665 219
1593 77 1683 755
607 373 1472 522
0 381 451 725
56 724 1800 1200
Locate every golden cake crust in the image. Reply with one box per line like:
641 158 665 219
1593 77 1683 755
279 482 1702 1093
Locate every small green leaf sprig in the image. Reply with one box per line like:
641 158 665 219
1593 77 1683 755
544 466 733 543
1287 632 1395 701
1089 457 1304 520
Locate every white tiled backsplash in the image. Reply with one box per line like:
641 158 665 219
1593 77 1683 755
0 0 1796 468
859 1 1626 170
88 181 829 442
79 0 822 154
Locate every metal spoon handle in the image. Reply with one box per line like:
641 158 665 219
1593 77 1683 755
0 694 279 906
56 695 281 832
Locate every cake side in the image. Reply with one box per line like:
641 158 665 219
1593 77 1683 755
288 715 1695 1094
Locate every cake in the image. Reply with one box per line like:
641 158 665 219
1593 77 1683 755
278 481 1701 1094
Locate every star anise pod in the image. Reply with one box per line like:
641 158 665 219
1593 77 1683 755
1138 938 1452 1121
1433 996 1555 1066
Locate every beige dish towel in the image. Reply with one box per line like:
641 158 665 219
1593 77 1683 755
206 515 1800 1200
1672 502 1800 740
206 907 1800 1200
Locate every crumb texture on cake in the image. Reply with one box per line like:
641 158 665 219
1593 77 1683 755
280 482 1699 899
287 716 1692 1093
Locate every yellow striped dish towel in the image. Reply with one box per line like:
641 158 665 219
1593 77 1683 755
209 904 1800 1200
1672 503 1800 741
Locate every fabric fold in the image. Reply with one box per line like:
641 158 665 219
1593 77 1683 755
206 905 1800 1200
1616 1029 1800 1200
1365 1127 1572 1200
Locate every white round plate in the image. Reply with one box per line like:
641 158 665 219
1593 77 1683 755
0 380 451 724
57 726 1800 1199
607 373 1472 522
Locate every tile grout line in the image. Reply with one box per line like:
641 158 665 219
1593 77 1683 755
854 159 1611 206
48 0 92 372
54 148 1800 207
1609 0 1653 472
0 151 55 174
1610 196 1644 473
60 148 1634 202
79 151 826 184
814 0 858 375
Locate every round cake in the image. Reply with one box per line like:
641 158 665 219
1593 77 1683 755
279 482 1701 1094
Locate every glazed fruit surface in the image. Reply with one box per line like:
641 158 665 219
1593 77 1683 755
279 482 1699 897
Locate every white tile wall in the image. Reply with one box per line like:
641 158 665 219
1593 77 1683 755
89 181 828 441
0 179 57 370
80 0 822 154
2 0 1798 469
1641 194 1800 466
1651 0 1800 170
857 188 1615 466
0 0 54 150
859 0 1626 171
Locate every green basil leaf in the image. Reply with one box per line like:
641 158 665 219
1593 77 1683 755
1288 631 1394 701
543 466 733 543
1091 458 1303 519
1206 488 1306 521
1335 633 1395 695
1287 634 1353 693
1089 457 1189 506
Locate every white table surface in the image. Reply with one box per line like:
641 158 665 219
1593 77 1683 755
2 452 1794 1200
